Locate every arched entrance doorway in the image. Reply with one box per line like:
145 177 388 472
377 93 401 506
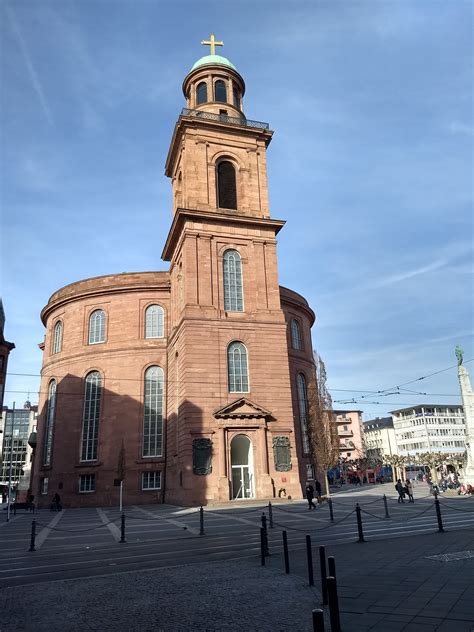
230 434 255 499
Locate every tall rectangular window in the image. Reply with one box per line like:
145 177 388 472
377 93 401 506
43 380 57 466
143 366 164 457
223 250 243 311
81 372 102 461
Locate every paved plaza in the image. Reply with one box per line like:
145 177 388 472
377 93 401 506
0 483 472 631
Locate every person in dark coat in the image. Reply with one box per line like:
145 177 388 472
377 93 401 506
305 483 317 510
395 479 405 503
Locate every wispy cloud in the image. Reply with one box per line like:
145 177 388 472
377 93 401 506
449 121 474 136
370 259 448 289
6 6 54 127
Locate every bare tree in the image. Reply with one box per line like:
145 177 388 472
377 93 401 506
307 352 339 496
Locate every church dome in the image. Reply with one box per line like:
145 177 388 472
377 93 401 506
191 54 237 71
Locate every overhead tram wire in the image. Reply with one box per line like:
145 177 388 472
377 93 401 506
7 358 471 402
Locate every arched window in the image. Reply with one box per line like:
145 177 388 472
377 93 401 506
197 81 207 105
215 80 227 103
233 87 240 108
228 342 249 392
43 380 57 466
81 371 102 461
217 161 237 209
53 321 63 354
297 373 310 453
143 366 164 457
291 319 302 350
88 309 106 344
223 250 243 311
145 305 164 339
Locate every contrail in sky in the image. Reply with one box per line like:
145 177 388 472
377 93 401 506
6 6 55 127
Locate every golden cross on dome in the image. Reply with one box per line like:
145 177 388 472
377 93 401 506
201 34 224 55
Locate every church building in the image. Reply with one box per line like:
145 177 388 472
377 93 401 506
32 39 318 507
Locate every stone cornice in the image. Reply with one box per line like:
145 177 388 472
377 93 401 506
162 207 285 261
41 272 171 325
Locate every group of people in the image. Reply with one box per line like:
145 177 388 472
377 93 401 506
395 479 415 503
305 480 322 510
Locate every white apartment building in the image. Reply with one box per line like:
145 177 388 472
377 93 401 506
363 417 397 461
391 405 465 456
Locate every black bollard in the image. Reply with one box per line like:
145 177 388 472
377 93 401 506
434 496 444 532
306 534 314 586
328 498 334 522
268 501 274 529
260 527 266 566
355 503 365 543
199 506 205 535
327 576 341 632
282 530 290 574
120 513 126 543
383 494 390 519
312 608 325 632
28 519 36 552
328 555 336 580
261 513 269 556
319 545 328 606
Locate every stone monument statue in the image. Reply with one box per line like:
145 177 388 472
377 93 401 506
457 348 474 485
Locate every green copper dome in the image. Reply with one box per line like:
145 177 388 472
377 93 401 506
191 54 237 71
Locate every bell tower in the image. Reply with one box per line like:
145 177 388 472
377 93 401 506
163 38 303 505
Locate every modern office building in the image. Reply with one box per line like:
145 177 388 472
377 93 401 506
390 405 465 456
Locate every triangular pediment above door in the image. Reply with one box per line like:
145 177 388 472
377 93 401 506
214 397 273 420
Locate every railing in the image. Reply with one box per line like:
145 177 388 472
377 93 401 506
180 108 270 130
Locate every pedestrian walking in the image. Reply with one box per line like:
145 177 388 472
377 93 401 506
305 483 316 510
51 492 62 512
406 480 414 503
395 479 405 503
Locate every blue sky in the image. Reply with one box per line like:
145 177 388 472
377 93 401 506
1 0 473 419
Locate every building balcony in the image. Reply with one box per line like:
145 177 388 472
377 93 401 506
338 429 353 438
180 108 270 130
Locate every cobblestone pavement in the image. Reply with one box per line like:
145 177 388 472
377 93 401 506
1 485 473 630
0 558 322 632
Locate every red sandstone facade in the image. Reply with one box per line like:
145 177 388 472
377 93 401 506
32 50 317 507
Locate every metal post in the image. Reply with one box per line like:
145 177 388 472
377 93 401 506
6 403 15 522
319 545 328 606
306 534 314 586
355 503 365 542
328 555 336 579
268 501 274 528
327 576 341 632
120 512 126 543
312 609 325 632
199 506 205 535
28 519 36 552
282 530 290 574
261 513 269 556
434 496 444 532
328 497 334 522
383 494 390 518
260 528 266 566
119 480 123 513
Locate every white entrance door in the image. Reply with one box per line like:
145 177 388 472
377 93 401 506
230 435 255 499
